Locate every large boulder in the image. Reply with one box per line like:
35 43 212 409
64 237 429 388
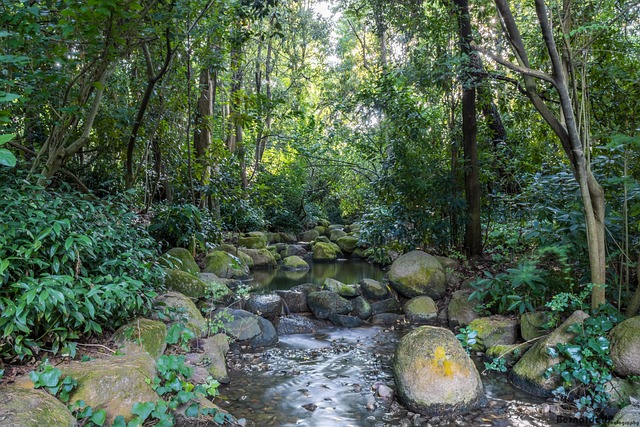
312 242 341 262
359 279 391 301
244 293 283 320
239 248 277 269
336 236 359 254
329 314 365 328
218 308 278 347
163 268 209 298
329 229 347 242
520 311 551 341
216 244 255 269
282 255 310 271
281 244 309 258
393 326 485 415
202 250 250 279
153 292 207 337
509 310 589 397
238 234 267 249
447 290 478 327
0 386 77 427
468 316 519 351
185 334 230 384
307 291 352 320
113 318 167 359
248 316 279 348
404 296 438 325
197 273 233 302
64 352 158 424
388 251 446 299
610 316 640 377
298 230 320 242
159 248 199 275
275 315 323 335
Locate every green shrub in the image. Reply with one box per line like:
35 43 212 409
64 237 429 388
0 181 163 359
148 203 221 250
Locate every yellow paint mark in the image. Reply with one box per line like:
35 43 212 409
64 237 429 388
433 346 446 362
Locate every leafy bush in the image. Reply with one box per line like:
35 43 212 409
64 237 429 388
546 298 624 421
148 203 221 251
0 181 163 359
470 245 575 315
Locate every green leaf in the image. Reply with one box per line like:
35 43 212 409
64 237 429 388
0 148 16 167
0 133 15 145
89 409 107 426
131 401 155 421
184 403 200 417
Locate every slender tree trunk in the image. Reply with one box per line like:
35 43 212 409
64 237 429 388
455 0 482 256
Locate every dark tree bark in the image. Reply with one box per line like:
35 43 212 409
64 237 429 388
455 0 483 257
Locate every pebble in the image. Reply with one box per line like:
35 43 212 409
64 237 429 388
302 403 317 412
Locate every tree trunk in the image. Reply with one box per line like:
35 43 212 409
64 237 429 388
455 0 483 256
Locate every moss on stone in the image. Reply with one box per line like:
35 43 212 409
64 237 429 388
113 318 167 359
282 255 310 271
388 251 446 299
0 386 77 427
163 268 209 298
312 242 341 262
202 250 250 279
158 247 199 275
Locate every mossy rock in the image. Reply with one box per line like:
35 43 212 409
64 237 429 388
610 316 640 377
404 296 438 325
202 250 250 279
329 229 348 242
153 292 207 337
113 318 167 359
323 278 359 297
186 334 230 384
313 225 327 236
388 251 446 299
0 386 77 427
239 248 277 269
54 352 157 424
198 273 233 302
281 244 308 258
336 236 359 254
317 219 331 227
163 268 209 298
352 296 372 319
351 247 368 260
217 308 262 341
314 236 331 244
393 326 485 415
434 256 460 271
279 232 297 243
238 235 267 249
312 242 342 262
605 378 640 407
520 311 552 341
307 291 352 319
282 255 310 271
159 247 199 275
509 310 589 397
447 290 478 327
216 244 255 269
298 230 320 242
468 316 519 351
359 278 391 301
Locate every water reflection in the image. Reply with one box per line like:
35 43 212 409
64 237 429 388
250 261 386 292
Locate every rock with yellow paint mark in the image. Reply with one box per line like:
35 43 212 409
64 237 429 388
393 326 485 415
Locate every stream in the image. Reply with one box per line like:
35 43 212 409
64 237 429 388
218 262 589 427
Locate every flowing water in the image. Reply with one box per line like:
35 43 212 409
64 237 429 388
218 262 590 427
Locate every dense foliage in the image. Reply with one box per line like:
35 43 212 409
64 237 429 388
0 176 163 359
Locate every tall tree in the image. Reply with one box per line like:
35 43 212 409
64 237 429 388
477 0 607 308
